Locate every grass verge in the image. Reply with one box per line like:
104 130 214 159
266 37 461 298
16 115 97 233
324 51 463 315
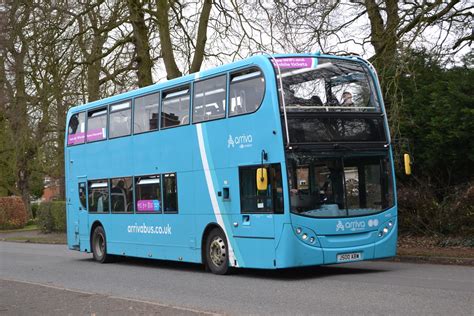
2 235 66 244
0 224 38 233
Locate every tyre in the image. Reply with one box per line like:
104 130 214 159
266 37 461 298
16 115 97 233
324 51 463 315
91 226 113 263
205 228 230 275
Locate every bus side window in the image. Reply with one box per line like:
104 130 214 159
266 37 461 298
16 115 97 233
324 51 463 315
88 180 109 213
67 112 86 146
110 177 133 213
229 68 265 117
134 93 159 134
161 86 190 129
78 182 87 210
87 107 107 142
135 174 162 213
163 173 178 213
193 75 226 123
109 101 131 138
239 164 283 213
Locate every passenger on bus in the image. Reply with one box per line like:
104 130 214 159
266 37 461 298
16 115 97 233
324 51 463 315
111 180 127 212
341 91 354 106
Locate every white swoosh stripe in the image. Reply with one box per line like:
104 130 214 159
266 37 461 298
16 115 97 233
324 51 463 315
196 124 238 267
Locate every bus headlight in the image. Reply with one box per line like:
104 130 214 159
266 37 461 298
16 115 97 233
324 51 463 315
296 227 302 234
302 233 308 240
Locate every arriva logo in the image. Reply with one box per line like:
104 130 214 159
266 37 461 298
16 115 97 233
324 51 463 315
228 134 253 149
336 219 377 232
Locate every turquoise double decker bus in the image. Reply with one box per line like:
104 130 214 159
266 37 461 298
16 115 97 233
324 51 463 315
65 53 397 274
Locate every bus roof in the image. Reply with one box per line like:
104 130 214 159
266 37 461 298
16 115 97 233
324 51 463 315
67 52 369 115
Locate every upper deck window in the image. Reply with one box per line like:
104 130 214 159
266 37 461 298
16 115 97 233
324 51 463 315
229 68 265 117
161 86 190 128
109 101 131 139
87 107 107 142
274 57 380 112
67 112 86 146
134 93 159 134
193 75 226 123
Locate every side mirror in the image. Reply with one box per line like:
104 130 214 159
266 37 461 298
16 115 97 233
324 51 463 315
404 153 412 175
256 168 268 191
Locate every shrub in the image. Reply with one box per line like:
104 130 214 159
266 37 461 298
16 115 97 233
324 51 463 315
37 201 66 233
31 203 39 219
398 181 474 237
0 196 28 229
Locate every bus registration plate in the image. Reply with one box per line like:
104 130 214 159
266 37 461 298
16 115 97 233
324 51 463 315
337 252 362 262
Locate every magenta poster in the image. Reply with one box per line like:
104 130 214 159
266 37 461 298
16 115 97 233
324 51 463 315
272 57 316 69
137 200 160 212
67 132 85 145
87 128 106 142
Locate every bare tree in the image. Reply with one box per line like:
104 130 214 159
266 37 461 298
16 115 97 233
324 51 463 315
127 0 154 86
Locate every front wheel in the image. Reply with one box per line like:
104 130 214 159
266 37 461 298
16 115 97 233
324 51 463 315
92 226 113 263
205 228 231 275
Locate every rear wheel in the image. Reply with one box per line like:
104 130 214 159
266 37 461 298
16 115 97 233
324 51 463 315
92 226 113 263
205 228 230 275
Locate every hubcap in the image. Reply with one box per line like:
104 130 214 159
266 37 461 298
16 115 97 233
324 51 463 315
209 237 227 267
95 233 105 258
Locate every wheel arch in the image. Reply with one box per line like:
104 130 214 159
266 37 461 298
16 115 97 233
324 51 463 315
201 222 224 264
89 220 103 253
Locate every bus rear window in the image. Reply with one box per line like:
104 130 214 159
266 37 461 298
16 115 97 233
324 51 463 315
67 112 85 146
87 107 107 142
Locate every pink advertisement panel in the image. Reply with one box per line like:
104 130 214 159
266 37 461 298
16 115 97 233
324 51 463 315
87 128 106 142
137 200 161 212
272 57 316 69
67 132 85 145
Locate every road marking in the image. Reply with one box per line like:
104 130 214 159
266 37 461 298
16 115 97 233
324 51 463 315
0 278 220 315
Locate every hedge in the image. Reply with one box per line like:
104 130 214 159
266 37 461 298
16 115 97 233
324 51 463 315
37 201 66 233
0 196 28 229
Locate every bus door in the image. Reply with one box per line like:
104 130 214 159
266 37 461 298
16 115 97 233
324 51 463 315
66 150 78 249
229 164 284 267
231 163 284 238
76 176 89 249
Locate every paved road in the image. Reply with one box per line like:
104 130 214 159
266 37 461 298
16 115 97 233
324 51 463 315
1 242 472 315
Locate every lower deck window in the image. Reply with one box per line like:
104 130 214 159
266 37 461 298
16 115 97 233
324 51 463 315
110 177 133 213
163 173 178 213
88 180 109 213
239 164 283 213
135 175 162 213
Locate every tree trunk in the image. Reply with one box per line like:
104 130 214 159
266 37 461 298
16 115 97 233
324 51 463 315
128 0 154 87
156 0 182 79
189 0 213 74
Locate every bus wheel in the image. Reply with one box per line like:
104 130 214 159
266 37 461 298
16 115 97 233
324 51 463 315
205 228 230 275
92 226 113 263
